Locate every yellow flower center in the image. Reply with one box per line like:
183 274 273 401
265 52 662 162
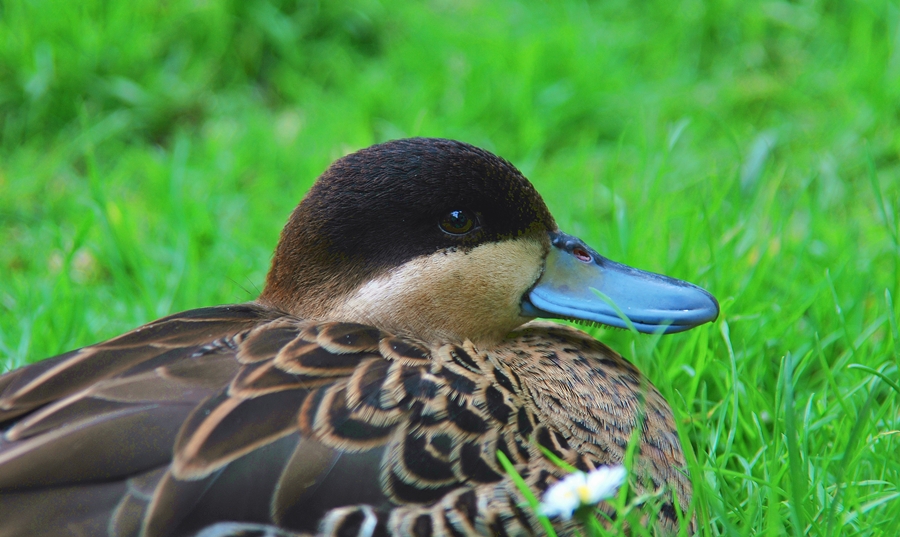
577 484 592 504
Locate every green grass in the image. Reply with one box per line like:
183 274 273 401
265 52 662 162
1 0 898 534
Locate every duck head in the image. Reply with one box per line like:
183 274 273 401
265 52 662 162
259 138 718 345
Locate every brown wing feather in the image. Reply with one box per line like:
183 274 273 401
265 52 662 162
0 311 693 536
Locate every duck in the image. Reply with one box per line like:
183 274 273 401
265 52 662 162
0 138 718 537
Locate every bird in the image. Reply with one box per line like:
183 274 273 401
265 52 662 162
0 138 718 537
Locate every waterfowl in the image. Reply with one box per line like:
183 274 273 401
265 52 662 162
0 138 718 537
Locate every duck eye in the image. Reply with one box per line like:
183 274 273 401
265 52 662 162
439 210 477 235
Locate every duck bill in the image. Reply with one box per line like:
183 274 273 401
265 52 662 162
521 231 719 334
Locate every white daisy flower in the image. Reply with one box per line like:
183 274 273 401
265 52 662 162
538 465 627 520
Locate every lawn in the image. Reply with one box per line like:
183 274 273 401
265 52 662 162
1 0 898 535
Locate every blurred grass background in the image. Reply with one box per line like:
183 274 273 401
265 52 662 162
1 0 898 534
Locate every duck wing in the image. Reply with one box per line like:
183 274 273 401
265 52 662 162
0 305 271 535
